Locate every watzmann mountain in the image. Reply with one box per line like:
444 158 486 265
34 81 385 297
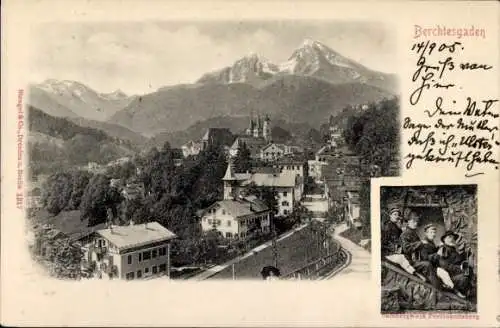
196 39 398 93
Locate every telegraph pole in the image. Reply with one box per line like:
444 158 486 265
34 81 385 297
271 211 278 268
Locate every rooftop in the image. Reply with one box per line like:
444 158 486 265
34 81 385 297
97 221 176 252
203 198 270 219
249 171 297 187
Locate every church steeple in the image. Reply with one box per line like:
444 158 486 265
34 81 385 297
223 159 237 181
247 109 255 136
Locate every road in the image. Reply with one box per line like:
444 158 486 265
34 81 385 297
324 222 371 280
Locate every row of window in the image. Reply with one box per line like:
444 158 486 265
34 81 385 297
263 151 283 157
205 214 272 228
127 247 167 265
125 263 167 280
207 218 223 226
281 165 301 171
214 226 272 239
207 208 228 215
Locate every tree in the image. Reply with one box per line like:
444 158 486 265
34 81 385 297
306 128 323 144
140 144 176 201
341 97 400 238
106 161 136 180
66 170 92 210
33 226 83 279
41 172 73 215
233 142 252 173
80 174 123 226
342 97 399 176
271 126 292 143
245 183 278 216
49 238 84 279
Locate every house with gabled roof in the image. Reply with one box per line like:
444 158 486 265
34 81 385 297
222 160 304 217
79 221 176 280
199 196 271 239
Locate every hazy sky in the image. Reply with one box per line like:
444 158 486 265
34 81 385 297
31 21 396 95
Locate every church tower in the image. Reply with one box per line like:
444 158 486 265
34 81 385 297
263 115 271 141
246 110 255 136
254 114 261 138
223 159 237 200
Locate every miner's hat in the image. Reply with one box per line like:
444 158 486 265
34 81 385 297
389 207 401 216
423 224 437 232
441 230 459 243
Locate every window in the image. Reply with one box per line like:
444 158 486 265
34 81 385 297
217 219 221 226
208 219 212 225
137 270 142 278
145 267 150 274
152 249 157 258
283 191 288 197
226 232 232 238
159 247 167 256
127 255 132 265
222 210 226 215
284 210 289 215
282 201 289 207
126 272 135 280
143 251 151 260
159 264 167 272
139 253 142 262
153 266 158 274
227 220 231 227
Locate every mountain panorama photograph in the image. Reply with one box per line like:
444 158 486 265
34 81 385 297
26 21 401 283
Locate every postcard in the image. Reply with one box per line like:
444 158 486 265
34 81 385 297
1 0 498 326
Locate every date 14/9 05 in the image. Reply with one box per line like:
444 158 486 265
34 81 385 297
411 40 464 56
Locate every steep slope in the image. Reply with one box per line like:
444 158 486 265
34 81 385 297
280 39 397 91
197 54 280 87
28 106 136 175
109 83 285 136
196 39 398 93
67 117 148 147
28 86 79 118
111 74 392 136
259 75 393 124
31 80 135 121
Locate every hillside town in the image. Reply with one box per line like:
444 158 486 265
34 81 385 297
27 97 400 281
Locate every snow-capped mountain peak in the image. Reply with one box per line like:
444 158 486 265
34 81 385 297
31 79 135 121
196 38 393 89
197 51 280 85
101 89 128 100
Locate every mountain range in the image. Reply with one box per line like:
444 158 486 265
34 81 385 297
29 38 399 145
29 79 135 121
197 39 397 92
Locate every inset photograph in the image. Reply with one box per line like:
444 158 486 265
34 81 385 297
379 184 477 313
